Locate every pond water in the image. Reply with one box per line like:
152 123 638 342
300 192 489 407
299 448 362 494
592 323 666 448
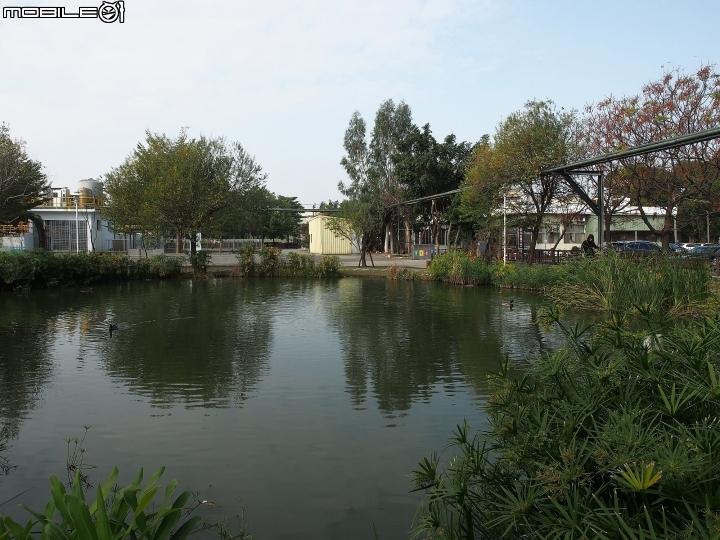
0 278 567 539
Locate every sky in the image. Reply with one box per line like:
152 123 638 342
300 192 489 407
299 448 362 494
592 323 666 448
1 0 719 206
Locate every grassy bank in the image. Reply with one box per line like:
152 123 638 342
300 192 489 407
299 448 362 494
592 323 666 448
426 251 713 315
412 312 720 540
0 250 183 291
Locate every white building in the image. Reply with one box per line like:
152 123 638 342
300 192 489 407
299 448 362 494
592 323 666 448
1 179 136 253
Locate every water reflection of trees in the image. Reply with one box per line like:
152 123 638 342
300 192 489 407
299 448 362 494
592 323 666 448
325 280 493 414
97 280 273 408
0 295 55 441
326 280 565 415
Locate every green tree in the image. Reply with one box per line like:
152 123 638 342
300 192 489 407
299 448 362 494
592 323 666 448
104 130 266 256
463 101 582 264
326 198 380 266
340 100 414 255
208 185 272 239
0 123 49 248
339 111 384 264
264 194 302 242
393 124 475 252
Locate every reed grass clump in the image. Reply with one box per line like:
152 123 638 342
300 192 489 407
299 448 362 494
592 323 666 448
490 261 569 290
412 312 720 540
549 252 711 315
428 251 492 286
388 265 416 281
232 247 341 278
0 251 183 291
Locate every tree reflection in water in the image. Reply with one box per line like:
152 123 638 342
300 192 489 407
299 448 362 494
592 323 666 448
97 279 273 408
325 279 562 416
0 297 56 442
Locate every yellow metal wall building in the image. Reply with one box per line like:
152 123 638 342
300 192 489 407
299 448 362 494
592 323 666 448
308 215 352 255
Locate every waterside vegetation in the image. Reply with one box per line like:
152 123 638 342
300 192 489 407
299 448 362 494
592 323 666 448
412 249 720 539
412 311 720 540
0 251 183 291
232 245 342 278
425 251 714 316
0 467 204 540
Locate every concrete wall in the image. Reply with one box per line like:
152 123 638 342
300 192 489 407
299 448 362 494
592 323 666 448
308 215 352 255
0 234 32 251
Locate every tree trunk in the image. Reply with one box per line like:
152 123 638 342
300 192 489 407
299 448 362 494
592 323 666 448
526 225 540 266
551 225 565 251
190 232 197 258
359 236 367 267
446 223 453 251
604 212 612 246
175 230 182 254
404 218 411 255
454 224 462 249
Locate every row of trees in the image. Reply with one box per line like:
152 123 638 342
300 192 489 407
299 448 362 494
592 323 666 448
337 64 720 265
104 130 301 254
464 64 720 261
0 125 303 253
334 99 474 266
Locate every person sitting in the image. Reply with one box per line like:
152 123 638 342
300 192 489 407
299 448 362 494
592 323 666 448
581 234 599 256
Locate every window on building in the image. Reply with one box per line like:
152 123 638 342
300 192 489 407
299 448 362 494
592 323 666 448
46 220 87 252
564 222 585 244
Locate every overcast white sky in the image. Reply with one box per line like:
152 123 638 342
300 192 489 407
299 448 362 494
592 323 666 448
1 0 718 205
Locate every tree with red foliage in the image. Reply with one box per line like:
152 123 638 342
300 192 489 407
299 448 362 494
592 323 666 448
585 65 720 249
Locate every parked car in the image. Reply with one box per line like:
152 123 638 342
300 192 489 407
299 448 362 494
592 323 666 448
668 243 687 252
683 245 720 268
610 240 662 255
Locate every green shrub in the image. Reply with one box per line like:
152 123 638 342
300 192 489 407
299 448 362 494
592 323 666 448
490 261 569 290
388 265 416 281
284 251 306 276
314 255 341 278
0 467 201 540
0 251 183 291
412 313 720 540
258 246 281 277
234 244 256 277
189 251 212 276
232 249 340 279
428 252 492 286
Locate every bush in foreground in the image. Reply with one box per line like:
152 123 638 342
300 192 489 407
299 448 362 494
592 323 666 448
0 251 183 291
411 312 720 540
0 467 201 540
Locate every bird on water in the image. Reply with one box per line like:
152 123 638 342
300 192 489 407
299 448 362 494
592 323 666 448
109 322 119 337
501 299 514 309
